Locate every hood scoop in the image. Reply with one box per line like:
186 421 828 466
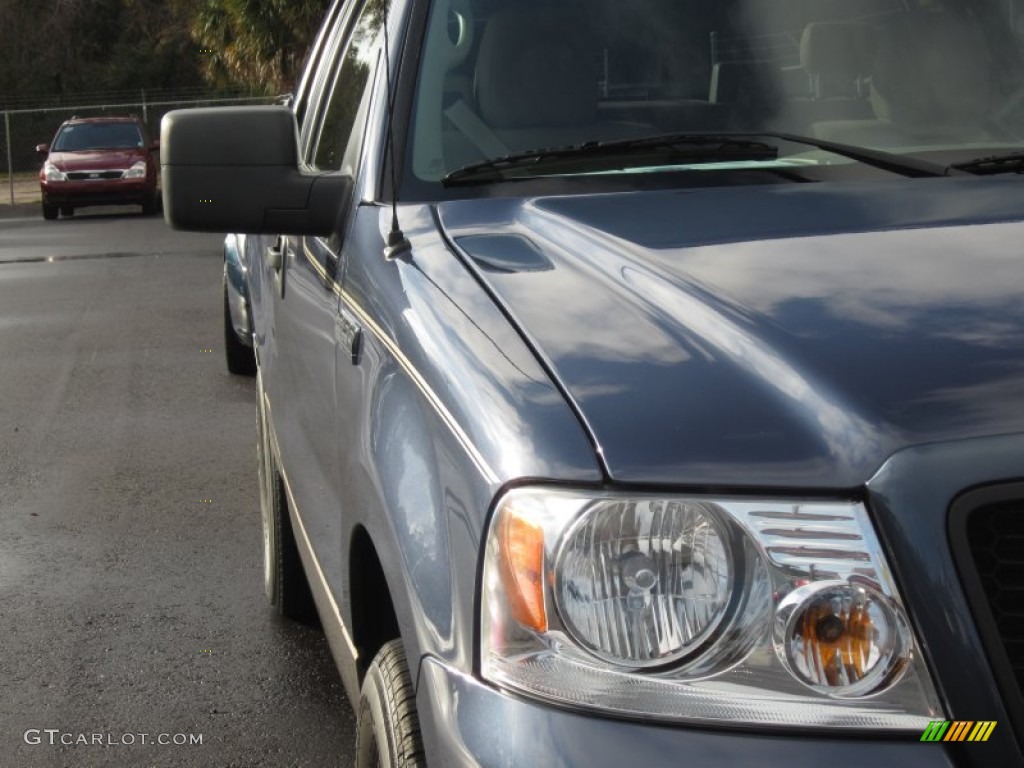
456 234 553 274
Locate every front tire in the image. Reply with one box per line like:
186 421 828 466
42 202 58 220
355 640 426 768
257 377 317 624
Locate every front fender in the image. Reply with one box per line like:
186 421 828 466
336 203 603 687
347 362 496 685
223 233 252 346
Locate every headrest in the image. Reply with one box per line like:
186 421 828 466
800 22 874 78
475 7 598 129
709 61 780 105
871 15 991 134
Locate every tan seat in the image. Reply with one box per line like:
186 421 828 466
800 22 873 102
811 14 993 147
709 60 783 130
467 7 641 154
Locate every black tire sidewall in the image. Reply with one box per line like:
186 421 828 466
257 375 318 625
355 640 425 768
356 677 387 768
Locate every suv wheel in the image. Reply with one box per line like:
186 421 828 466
258 378 317 623
42 203 58 220
355 640 426 768
142 194 158 216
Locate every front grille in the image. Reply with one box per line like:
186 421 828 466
965 498 1024 702
67 170 123 181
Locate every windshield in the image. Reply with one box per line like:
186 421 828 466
53 122 144 152
408 0 1024 183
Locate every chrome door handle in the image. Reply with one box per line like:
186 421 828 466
266 240 283 272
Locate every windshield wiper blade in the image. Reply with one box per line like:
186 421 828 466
442 134 779 186
441 130 958 185
948 151 1024 175
761 131 956 178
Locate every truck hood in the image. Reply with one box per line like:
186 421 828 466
437 177 1024 488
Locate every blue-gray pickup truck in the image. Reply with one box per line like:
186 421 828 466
163 0 1024 764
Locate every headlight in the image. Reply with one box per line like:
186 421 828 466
481 488 943 729
555 499 733 667
123 161 147 179
43 161 66 182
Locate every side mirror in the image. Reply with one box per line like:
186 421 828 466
35 143 49 155
161 106 350 235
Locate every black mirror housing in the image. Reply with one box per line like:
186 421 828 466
161 106 350 236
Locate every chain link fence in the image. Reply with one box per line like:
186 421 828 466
0 93 276 208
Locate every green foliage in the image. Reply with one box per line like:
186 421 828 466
191 0 329 94
0 0 329 103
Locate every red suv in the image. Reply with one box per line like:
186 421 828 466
36 116 160 220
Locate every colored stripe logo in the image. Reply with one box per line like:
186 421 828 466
920 721 997 742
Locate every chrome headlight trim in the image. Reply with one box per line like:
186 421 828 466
480 487 944 730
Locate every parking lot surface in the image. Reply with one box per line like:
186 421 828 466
0 209 355 767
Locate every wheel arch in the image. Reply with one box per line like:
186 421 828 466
350 524 401 683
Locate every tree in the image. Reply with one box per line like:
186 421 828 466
0 0 328 105
0 0 204 104
191 0 329 94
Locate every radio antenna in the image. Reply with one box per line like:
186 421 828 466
382 3 411 259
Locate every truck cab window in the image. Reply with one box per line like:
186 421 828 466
311 0 385 174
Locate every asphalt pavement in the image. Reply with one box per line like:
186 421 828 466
0 207 355 767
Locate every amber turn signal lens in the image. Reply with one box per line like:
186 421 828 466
776 582 907 696
498 509 547 632
796 599 873 686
